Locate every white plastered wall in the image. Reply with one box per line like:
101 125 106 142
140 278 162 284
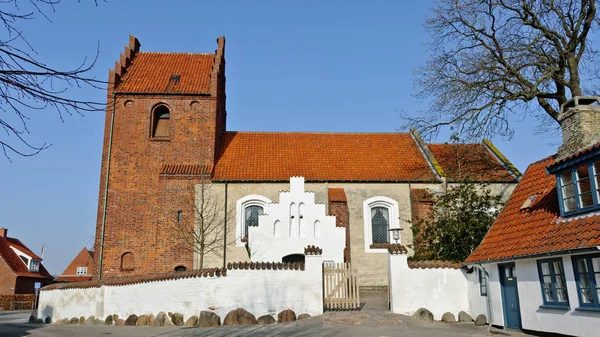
248 177 345 263
388 253 469 320
38 255 323 322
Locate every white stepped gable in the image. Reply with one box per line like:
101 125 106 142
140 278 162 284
248 177 345 263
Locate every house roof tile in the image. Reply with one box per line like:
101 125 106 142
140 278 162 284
428 143 517 182
465 155 600 263
58 247 95 282
116 52 215 94
0 237 53 279
213 132 439 182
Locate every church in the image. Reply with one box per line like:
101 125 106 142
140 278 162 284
92 36 519 287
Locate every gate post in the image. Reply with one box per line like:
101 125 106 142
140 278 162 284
388 244 409 313
304 245 324 314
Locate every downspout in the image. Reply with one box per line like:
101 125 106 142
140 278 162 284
98 92 117 280
223 181 228 268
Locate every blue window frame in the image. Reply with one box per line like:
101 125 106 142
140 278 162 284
572 254 600 308
479 269 487 296
536 258 569 308
556 160 600 216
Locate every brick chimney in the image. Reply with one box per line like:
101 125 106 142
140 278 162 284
557 96 600 160
0 227 6 238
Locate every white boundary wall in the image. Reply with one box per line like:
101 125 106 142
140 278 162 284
388 253 470 320
38 255 323 322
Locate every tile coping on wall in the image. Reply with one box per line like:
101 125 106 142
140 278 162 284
42 262 306 291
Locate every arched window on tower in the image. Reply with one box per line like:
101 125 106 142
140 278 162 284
151 105 170 138
121 252 134 271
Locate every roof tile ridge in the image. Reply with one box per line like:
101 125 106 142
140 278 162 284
481 139 522 178
409 128 444 180
226 131 411 135
138 51 214 56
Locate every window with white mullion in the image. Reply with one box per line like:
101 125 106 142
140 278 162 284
560 171 577 212
576 165 594 208
594 161 600 202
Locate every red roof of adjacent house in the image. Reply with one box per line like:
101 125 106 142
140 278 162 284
116 52 215 94
428 144 516 182
57 248 95 283
466 155 600 263
0 237 53 278
213 132 439 182
328 188 347 202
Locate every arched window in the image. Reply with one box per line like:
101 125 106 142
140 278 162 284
244 205 263 240
363 196 400 252
174 265 187 272
121 252 134 271
151 105 170 138
371 207 389 243
236 195 271 245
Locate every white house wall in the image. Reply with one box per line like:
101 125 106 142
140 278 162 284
248 177 345 263
468 254 600 337
38 255 323 323
388 253 469 320
515 256 600 337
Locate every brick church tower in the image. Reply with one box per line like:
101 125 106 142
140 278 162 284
93 36 226 279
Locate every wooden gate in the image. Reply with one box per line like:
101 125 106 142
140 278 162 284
323 263 360 310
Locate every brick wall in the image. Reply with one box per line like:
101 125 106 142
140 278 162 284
93 38 226 279
558 105 600 159
0 258 16 295
0 294 35 310
328 201 349 262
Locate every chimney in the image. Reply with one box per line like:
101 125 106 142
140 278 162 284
0 228 6 238
557 96 600 160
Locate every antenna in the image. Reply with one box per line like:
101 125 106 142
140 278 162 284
41 244 45 259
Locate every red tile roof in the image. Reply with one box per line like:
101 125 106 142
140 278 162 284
547 141 600 171
0 237 53 278
428 143 516 182
116 52 215 94
213 132 438 182
466 155 600 263
328 188 347 202
58 248 95 283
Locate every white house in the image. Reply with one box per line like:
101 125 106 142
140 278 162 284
465 96 600 337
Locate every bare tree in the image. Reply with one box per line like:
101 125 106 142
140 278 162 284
404 0 599 140
170 173 235 269
0 0 105 160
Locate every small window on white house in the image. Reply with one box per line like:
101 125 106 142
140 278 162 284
363 196 400 252
76 267 87 275
236 195 271 245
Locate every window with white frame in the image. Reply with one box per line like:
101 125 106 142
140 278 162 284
236 195 271 244
363 196 400 252
76 267 88 275
9 246 40 272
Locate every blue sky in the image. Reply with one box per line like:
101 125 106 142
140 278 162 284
0 0 560 274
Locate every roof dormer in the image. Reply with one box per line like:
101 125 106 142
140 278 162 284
548 96 600 217
9 246 41 272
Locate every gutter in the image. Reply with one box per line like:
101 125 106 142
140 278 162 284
98 92 117 280
464 247 598 266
